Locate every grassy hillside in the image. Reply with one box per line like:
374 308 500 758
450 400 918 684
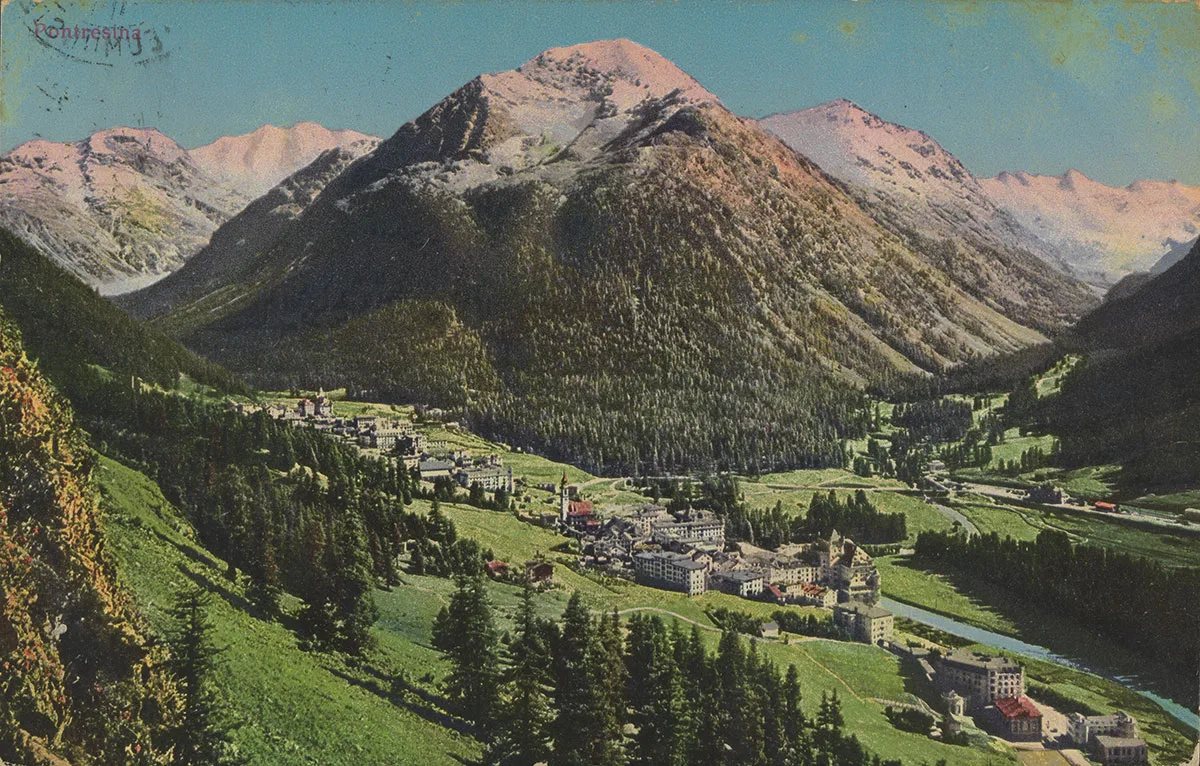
98 455 481 766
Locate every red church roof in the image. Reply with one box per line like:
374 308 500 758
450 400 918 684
995 697 1041 720
568 500 595 516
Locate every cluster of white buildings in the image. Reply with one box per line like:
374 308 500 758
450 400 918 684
560 483 884 619
229 392 514 495
1068 712 1147 764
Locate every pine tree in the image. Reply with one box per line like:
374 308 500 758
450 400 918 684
168 584 230 764
591 609 627 764
328 513 379 654
494 582 554 765
552 592 599 766
432 575 501 736
627 616 689 766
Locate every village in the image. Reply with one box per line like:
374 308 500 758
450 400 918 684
550 474 1151 765
229 390 515 494
232 391 1157 766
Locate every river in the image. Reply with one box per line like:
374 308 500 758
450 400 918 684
880 597 1200 732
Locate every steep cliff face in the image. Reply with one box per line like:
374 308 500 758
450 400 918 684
0 314 180 764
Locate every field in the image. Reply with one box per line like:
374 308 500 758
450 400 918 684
950 496 1200 568
876 556 1019 635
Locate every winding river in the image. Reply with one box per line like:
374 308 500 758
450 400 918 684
880 597 1200 732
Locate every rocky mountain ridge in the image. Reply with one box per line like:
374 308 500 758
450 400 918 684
0 123 379 294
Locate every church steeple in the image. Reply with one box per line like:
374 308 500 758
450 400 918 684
559 474 570 522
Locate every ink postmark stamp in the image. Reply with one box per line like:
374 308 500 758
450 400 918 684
14 0 169 68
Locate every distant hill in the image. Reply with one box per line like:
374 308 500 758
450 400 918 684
0 227 241 395
0 128 251 294
980 170 1200 287
116 141 378 324
124 40 1096 474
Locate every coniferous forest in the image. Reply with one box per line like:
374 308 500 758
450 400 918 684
914 529 1200 678
433 584 910 766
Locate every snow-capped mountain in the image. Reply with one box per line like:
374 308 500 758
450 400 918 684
759 100 1073 279
0 128 252 294
354 38 723 194
980 170 1200 284
0 123 379 294
118 140 378 320
190 122 377 199
130 38 1092 382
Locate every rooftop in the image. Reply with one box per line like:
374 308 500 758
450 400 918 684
1094 735 1146 748
834 602 892 619
634 550 708 571
716 570 764 583
942 649 1022 673
995 697 1041 720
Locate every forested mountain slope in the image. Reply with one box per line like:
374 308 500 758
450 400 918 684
0 227 241 397
126 40 1092 475
1041 239 1200 490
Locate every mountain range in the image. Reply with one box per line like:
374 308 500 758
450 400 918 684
981 169 1200 286
118 39 1098 472
0 123 378 294
760 101 1200 289
188 121 377 199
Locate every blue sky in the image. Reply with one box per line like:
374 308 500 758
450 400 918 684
2 0 1198 186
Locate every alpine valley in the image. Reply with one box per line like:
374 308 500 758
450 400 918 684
2 34 1198 766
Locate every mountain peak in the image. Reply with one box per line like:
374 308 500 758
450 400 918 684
506 38 720 107
1059 168 1092 190
189 122 378 198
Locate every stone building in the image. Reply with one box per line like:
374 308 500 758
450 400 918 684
934 649 1025 712
1067 711 1138 746
832 601 893 644
456 464 514 493
709 570 765 598
989 697 1043 742
633 550 709 596
1092 735 1148 764
816 530 881 603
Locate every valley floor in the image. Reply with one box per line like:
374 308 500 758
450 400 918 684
98 438 1199 765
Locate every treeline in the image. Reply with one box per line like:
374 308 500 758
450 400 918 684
434 583 904 766
647 478 907 548
707 607 853 642
892 400 973 444
803 490 907 544
914 529 1200 677
73 373 487 652
995 443 1058 476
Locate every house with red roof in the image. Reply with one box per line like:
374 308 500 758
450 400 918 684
990 697 1042 742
